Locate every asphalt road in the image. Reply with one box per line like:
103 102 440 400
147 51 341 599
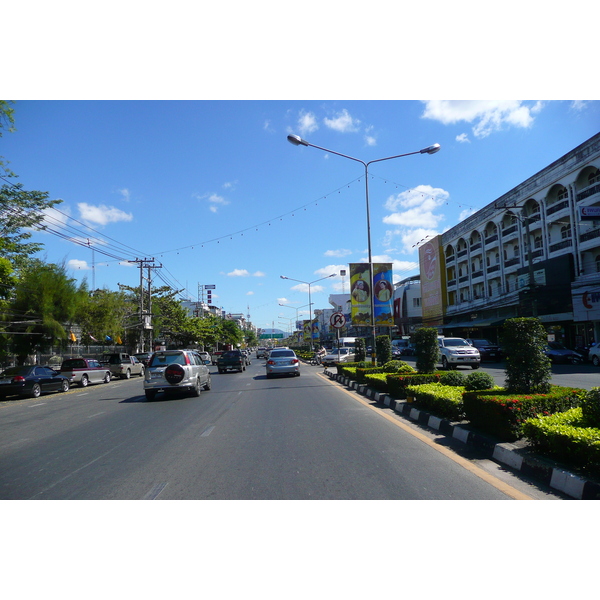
0 360 568 500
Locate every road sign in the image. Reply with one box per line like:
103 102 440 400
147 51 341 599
330 312 346 328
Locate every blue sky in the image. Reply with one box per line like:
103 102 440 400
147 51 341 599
2 100 599 331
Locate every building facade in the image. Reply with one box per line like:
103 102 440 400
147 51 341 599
422 132 600 348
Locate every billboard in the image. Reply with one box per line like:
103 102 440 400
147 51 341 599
419 236 446 326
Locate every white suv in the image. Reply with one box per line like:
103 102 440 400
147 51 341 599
438 337 481 370
144 349 211 400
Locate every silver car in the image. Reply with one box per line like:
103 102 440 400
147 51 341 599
144 349 211 400
265 348 300 378
322 348 355 366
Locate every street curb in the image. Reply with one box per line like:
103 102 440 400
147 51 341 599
323 369 600 500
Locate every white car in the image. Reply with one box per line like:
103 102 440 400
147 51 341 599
588 345 600 367
322 348 356 366
438 337 480 370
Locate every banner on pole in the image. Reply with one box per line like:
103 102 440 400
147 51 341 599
373 263 394 326
349 263 372 326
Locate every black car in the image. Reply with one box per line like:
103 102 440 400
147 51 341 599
465 339 503 362
0 365 70 398
544 342 584 364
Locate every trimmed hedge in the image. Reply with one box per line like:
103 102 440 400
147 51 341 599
386 372 443 399
523 408 600 476
364 373 389 392
406 383 466 421
463 386 585 441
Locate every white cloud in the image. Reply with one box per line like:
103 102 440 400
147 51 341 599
118 188 131 202
383 185 449 229
324 248 352 258
68 259 90 271
277 297 289 305
323 109 360 133
459 207 477 221
246 291 254 295
227 269 250 277
314 265 344 279
298 110 318 135
421 100 544 138
253 271 266 277
456 133 470 143
77 203 133 226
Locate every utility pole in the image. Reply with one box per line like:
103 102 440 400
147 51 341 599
128 258 162 352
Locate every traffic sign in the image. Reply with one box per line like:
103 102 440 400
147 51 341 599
330 312 346 328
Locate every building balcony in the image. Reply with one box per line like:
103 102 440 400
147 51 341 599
549 238 573 253
546 200 570 218
577 182 600 203
486 264 500 274
484 234 499 246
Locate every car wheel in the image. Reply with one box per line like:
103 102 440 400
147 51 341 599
593 355 599 367
30 383 41 398
61 380 69 392
145 390 157 401
471 364 480 370
203 375 212 391
190 377 201 397
218 369 224 374
441 356 449 370
103 372 111 384
123 369 131 379
80 375 89 387
139 367 145 377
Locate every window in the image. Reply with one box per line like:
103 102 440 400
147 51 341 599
514 244 520 257
561 225 571 240
413 298 421 307
534 235 542 249
588 170 600 186
558 187 568 201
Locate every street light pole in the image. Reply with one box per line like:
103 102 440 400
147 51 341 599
280 274 336 351
287 134 440 364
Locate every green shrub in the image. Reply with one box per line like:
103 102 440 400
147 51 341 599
464 371 495 392
376 335 392 366
439 371 466 386
502 317 552 394
414 327 439 373
356 367 385 384
354 338 366 363
387 372 442 398
581 387 600 427
463 386 584 441
407 382 466 421
523 408 600 475
382 360 416 374
364 373 389 392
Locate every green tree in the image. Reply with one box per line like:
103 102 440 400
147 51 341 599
414 327 439 373
502 317 551 394
354 337 366 362
77 288 130 346
376 335 392 366
10 261 87 363
220 319 244 347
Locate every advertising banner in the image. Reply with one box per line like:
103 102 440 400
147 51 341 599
349 263 372 326
419 236 446 326
311 318 320 340
373 263 394 326
302 320 311 341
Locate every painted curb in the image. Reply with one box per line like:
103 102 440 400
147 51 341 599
323 369 600 500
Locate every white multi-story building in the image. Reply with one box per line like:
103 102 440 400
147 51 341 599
419 132 600 347
392 275 422 335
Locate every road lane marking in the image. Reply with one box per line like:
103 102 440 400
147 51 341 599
87 412 106 418
201 425 215 437
143 482 169 500
329 378 533 500
29 403 47 407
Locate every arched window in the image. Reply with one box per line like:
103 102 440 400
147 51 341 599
589 169 600 186
534 235 542 249
514 244 520 257
557 187 568 201
561 225 572 240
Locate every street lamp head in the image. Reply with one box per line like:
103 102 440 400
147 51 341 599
280 275 288 280
287 134 309 147
420 143 441 155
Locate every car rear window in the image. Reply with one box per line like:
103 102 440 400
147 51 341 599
270 350 295 357
149 352 186 366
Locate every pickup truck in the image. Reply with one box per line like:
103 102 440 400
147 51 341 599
104 353 145 379
217 350 246 373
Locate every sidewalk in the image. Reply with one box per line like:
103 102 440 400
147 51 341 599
321 366 600 500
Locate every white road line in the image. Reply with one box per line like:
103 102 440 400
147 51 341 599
87 412 106 418
29 403 47 407
143 482 169 500
201 425 215 437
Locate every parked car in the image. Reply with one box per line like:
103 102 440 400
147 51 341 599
211 351 224 365
322 347 356 366
266 348 300 378
134 352 151 367
589 344 600 366
544 342 584 364
104 353 145 379
144 349 211 401
256 347 267 358
465 339 504 362
0 365 70 399
60 357 112 387
198 351 212 364
438 337 481 370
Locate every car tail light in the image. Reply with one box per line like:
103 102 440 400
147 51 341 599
184 353 191 365
165 364 185 384
267 360 275 365
12 376 26 383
